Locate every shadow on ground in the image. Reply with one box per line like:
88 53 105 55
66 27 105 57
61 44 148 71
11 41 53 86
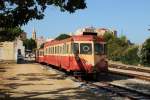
0 66 12 72
97 73 133 82
0 87 109 100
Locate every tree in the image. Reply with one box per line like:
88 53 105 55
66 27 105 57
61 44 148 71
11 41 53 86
0 0 86 28
104 32 130 61
103 31 114 42
23 38 37 51
122 46 140 65
139 38 150 66
55 34 71 40
0 27 23 42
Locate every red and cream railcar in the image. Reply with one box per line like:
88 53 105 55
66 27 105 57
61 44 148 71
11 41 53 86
41 35 108 75
36 48 44 63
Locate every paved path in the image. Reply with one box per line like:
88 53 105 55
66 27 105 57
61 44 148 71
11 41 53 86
0 63 110 100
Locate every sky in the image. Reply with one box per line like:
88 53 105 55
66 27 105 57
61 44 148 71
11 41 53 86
22 0 150 44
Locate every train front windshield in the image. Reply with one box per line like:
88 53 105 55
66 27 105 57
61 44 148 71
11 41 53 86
80 43 92 54
94 43 106 55
72 43 92 55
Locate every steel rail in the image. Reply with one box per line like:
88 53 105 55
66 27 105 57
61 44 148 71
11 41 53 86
109 63 150 73
89 82 150 100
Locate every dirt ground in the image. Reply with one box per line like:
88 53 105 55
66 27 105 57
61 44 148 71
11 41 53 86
0 63 111 100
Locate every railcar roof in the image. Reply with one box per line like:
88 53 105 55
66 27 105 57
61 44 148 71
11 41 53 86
44 35 104 47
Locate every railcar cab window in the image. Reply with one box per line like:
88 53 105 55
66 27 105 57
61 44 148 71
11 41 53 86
94 43 107 55
80 43 92 54
71 43 79 54
94 43 103 55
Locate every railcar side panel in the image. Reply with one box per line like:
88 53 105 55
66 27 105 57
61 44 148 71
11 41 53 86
38 35 108 75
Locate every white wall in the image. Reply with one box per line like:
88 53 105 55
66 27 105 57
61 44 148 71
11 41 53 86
0 39 25 61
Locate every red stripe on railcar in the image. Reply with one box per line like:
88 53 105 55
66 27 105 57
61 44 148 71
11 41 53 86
44 55 94 73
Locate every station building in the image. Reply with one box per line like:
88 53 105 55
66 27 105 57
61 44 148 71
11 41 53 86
0 38 25 63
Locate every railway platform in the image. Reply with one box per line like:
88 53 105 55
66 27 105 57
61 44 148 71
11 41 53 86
0 63 113 100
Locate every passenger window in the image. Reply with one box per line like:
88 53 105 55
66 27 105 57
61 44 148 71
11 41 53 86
58 46 60 54
55 47 56 54
63 45 65 54
55 46 57 54
49 47 50 54
50 47 52 54
44 49 45 54
71 43 79 54
63 44 67 54
66 44 69 54
53 47 54 54
46 48 47 54
52 47 53 54
57 46 58 54
58 46 59 54
60 46 62 54
57 46 59 54
51 47 52 54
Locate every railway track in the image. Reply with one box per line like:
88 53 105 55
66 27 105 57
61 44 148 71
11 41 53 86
90 81 150 100
109 63 150 73
72 75 150 100
109 69 150 81
109 63 150 81
41 64 150 100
